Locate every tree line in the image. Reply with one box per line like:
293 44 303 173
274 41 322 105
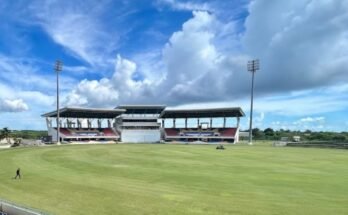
242 128 348 142
0 127 47 142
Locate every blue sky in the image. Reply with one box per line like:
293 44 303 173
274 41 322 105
0 0 347 131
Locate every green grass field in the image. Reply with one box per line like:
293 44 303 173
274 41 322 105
0 143 347 215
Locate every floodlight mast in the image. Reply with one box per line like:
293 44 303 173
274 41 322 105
247 59 260 145
55 60 63 145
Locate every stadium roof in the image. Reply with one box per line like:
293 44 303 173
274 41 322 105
42 107 126 118
160 107 245 118
116 105 166 114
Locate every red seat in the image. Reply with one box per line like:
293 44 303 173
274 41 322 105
59 128 71 136
219 128 237 137
103 128 118 136
165 128 180 136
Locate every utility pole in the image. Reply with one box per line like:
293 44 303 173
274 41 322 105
55 60 63 144
247 59 260 145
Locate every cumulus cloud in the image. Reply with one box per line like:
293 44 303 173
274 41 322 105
65 78 118 107
0 99 28 112
65 55 156 107
244 0 348 93
65 11 248 106
66 1 348 112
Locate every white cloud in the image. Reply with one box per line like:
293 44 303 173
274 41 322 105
64 11 249 106
244 0 348 93
30 1 119 66
63 0 346 107
0 55 77 92
65 78 118 107
157 0 210 11
160 11 250 104
299 117 325 123
268 116 328 132
0 99 28 112
65 55 157 107
167 82 348 118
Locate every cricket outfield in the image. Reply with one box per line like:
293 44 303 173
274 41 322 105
0 143 347 215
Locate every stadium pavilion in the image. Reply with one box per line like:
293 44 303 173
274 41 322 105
42 105 245 144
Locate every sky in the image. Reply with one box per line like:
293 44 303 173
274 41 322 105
0 0 347 131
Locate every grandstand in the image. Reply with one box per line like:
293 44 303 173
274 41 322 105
42 107 125 142
160 108 244 143
42 105 244 143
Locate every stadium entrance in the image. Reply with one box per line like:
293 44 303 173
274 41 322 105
116 105 165 143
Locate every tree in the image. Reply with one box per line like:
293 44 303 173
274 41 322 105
252 128 263 139
264 128 274 136
0 127 11 144
332 134 346 142
305 129 312 133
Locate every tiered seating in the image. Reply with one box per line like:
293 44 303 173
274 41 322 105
182 129 215 136
72 128 99 137
219 128 237 137
59 128 72 136
103 128 118 136
165 128 180 136
58 128 120 137
165 128 237 137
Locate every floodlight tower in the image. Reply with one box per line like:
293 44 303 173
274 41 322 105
247 59 260 145
55 60 63 145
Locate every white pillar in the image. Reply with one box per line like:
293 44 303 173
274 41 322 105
235 117 241 143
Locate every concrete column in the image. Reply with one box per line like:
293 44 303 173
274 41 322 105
162 119 165 128
87 119 91 128
223 117 226 128
197 118 200 128
185 118 188 129
97 119 102 128
46 118 52 128
107 119 112 128
77 119 81 128
235 117 241 143
173 119 176 128
210 118 213 128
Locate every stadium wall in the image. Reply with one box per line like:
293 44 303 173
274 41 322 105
121 129 161 143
